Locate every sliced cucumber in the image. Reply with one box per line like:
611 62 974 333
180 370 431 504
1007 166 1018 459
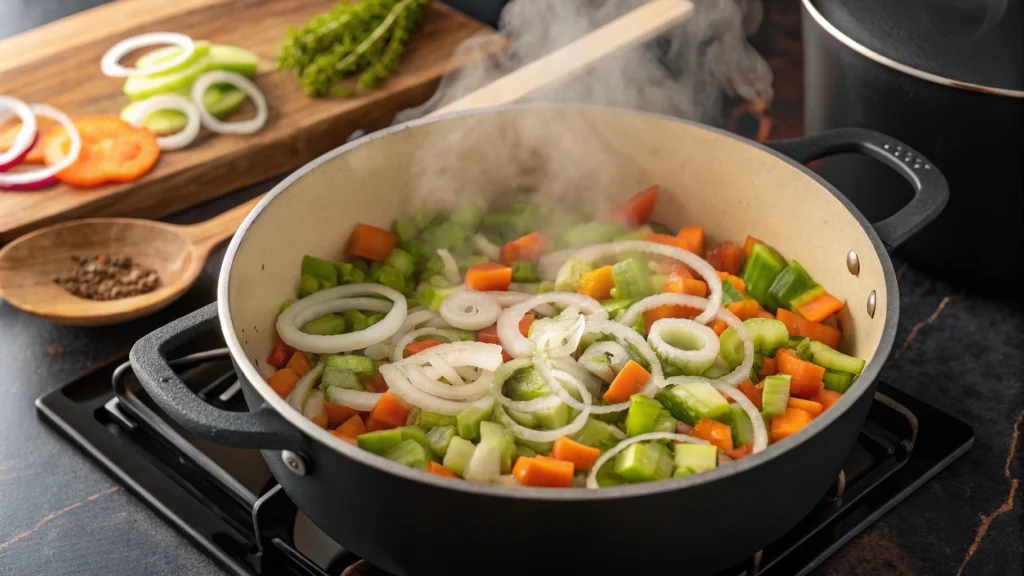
208 44 259 76
124 54 211 100
729 405 754 446
135 41 211 74
625 394 663 437
656 382 731 425
442 436 476 477
822 369 856 393
761 374 791 417
426 425 456 456
807 341 866 375
673 443 717 477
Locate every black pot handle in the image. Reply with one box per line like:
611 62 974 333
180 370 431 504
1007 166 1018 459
765 128 949 250
129 302 306 451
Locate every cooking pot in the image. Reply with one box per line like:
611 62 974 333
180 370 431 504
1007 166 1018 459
801 0 1023 286
130 105 946 575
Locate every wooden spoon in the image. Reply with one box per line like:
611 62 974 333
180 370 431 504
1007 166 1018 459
0 0 693 326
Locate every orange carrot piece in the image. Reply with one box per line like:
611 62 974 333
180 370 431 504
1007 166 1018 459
770 407 814 441
519 313 535 337
404 339 444 358
691 417 734 451
577 265 616 300
346 224 398 262
603 360 651 404
660 262 695 278
725 444 753 459
743 235 762 258
551 436 602 471
267 368 300 399
285 351 312 378
646 232 692 253
267 337 296 368
365 418 392 432
465 262 512 291
428 461 459 478
335 415 367 437
727 299 763 321
362 373 389 393
324 402 360 428
336 435 358 446
369 390 413 428
717 271 746 294
759 356 777 379
643 304 700 333
776 308 842 349
705 241 744 274
787 397 823 417
775 348 825 398
499 232 550 266
676 226 705 257
797 292 845 323
754 309 775 319
512 456 575 488
712 319 729 336
662 273 686 294
812 389 843 411
601 185 659 227
476 325 512 362
737 379 763 411
682 278 708 297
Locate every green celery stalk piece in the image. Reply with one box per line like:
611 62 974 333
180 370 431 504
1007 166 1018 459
396 426 434 453
442 436 476 477
741 242 786 310
302 255 338 286
613 224 653 242
570 417 621 450
356 429 403 455
325 355 375 375
532 400 570 430
806 341 866 375
322 368 361 391
822 369 856 393
209 44 259 76
729 405 754 446
505 366 549 401
673 443 717 477
767 260 818 312
301 313 346 335
600 298 633 315
513 433 553 455
384 439 429 469
456 397 494 441
426 425 456 456
385 248 416 278
596 460 628 487
511 261 539 283
625 394 663 437
554 259 593 292
479 421 515 474
761 375 791 417
464 440 502 481
278 298 293 314
297 273 320 298
652 409 678 436
655 382 731 425
419 410 458 429
611 258 654 300
615 441 671 482
504 407 538 428
450 201 484 230
719 318 789 366
702 355 730 378
561 221 627 248
342 310 369 333
514 445 537 460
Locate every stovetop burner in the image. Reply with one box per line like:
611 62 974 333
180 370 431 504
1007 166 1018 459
36 346 973 576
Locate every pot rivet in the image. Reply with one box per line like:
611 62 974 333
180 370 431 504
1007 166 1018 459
282 450 307 476
867 290 877 318
883 144 890 150
846 250 860 276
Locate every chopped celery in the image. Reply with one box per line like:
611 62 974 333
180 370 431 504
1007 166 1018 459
332 261 353 283
702 355 730 378
514 436 554 455
429 221 469 252
554 259 593 291
325 355 375 375
795 338 813 361
729 405 754 446
504 407 538 428
510 261 539 283
279 298 293 314
601 298 633 316
570 417 621 449
533 401 571 430
789 285 826 309
653 409 678 435
651 274 669 293
615 441 672 482
624 341 653 372
625 394 664 437
673 443 717 477
385 248 416 278
536 280 556 293
456 397 494 440
515 445 537 460
750 353 765 383
612 258 654 300
720 318 789 366
417 283 458 311
375 266 405 292
761 374 791 417
656 382 731 425
742 242 786 309
542 210 589 239
806 341 866 375
393 218 421 243
823 369 856 393
369 262 383 280
480 204 539 244
384 439 429 469
442 436 476 477
367 313 385 326
459 255 489 275
322 368 361 390
613 224 653 242
561 221 627 248
357 429 404 455
505 366 549 401
342 310 369 333
302 255 338 286
350 258 370 276
464 440 502 481
447 328 477 342
301 314 346 335
396 426 434 453
480 421 515 474
596 460 629 487
451 201 484 230
298 273 320 298
649 221 674 235
767 260 818 311
419 410 458 429
347 266 365 283
721 281 746 305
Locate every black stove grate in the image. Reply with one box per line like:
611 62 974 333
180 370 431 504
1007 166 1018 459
36 348 973 576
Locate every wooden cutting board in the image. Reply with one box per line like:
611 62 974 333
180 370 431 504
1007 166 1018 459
0 0 498 243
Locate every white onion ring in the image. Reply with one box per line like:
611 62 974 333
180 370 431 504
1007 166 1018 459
0 96 36 171
363 343 391 361
583 319 662 393
286 363 324 412
190 70 267 134
494 373 592 442
437 249 462 285
277 285 407 354
648 318 720 375
327 388 383 411
381 363 488 415
393 308 442 343
716 384 768 453
101 32 196 77
485 291 558 317
530 314 586 358
497 292 606 358
427 352 464 386
573 241 722 324
536 356 630 414
0 104 81 190
578 341 629 383
395 341 504 372
585 432 710 489
550 355 604 397
473 233 501 260
402 363 491 400
440 290 501 330
489 356 561 413
391 327 461 362
128 94 200 151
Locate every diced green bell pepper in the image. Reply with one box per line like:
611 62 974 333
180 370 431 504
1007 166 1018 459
768 260 818 312
357 429 404 455
742 242 786 309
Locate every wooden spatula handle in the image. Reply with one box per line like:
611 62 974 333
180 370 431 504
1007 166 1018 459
181 195 264 252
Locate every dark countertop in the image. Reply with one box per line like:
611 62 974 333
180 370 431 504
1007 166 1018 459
0 1 1021 575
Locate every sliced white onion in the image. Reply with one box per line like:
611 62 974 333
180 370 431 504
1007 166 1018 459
648 318 720 375
440 290 501 330
395 341 504 372
0 96 36 171
0 104 81 190
191 70 267 134
716 384 768 453
485 291 558 317
497 292 606 358
573 241 722 324
326 388 382 411
585 432 710 489
436 249 462 285
494 373 592 442
363 342 391 361
473 233 501 260
277 284 407 354
550 355 604 397
128 94 200 150
530 313 586 358
393 308 442 343
402 363 491 401
380 363 478 415
427 352 464 386
489 356 561 413
391 327 461 362
583 319 663 393
101 32 196 77
286 363 324 412
536 356 630 414
578 341 629 383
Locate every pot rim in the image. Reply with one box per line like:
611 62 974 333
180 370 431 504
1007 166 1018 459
802 0 1024 98
217 103 900 500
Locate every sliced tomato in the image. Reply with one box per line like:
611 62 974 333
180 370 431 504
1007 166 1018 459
42 115 159 188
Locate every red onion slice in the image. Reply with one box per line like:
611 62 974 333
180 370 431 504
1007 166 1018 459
128 94 200 151
101 32 196 77
191 71 267 134
0 96 36 171
0 104 81 190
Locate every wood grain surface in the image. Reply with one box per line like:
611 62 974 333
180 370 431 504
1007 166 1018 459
0 0 496 243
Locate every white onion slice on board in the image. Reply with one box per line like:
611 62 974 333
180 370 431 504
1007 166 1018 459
497 292 606 358
101 32 196 77
276 285 406 354
585 432 710 489
647 318 720 376
494 371 592 442
437 249 462 285
473 233 501 260
128 94 200 151
0 96 36 171
0 104 81 191
716 384 768 453
191 70 267 134
440 290 501 331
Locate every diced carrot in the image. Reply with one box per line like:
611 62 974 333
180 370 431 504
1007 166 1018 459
776 308 842 349
324 402 360 428
577 265 615 300
759 356 777 378
775 348 825 398
643 304 700 334
362 373 389 393
725 444 754 459
797 292 845 323
365 418 392 432
499 232 550 266
682 278 708 297
662 273 685 294
788 397 823 417
727 299 763 321
717 271 746 293
705 241 744 274
737 379 763 411
465 262 512 291
691 417 734 451
659 262 694 278
551 436 602 471
334 415 367 437
267 368 300 399
428 461 459 478
743 235 762 258
369 390 413 428
345 223 398 262
770 407 814 441
646 232 692 253
336 435 358 446
404 339 444 358
266 337 295 368
476 325 512 362
601 185 659 227
519 314 534 337
676 226 705 257
310 412 328 429
712 319 729 336
603 360 651 404
812 389 843 411
512 456 575 488
285 351 311 378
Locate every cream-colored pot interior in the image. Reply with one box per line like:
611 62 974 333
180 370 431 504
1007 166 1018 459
222 106 891 427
